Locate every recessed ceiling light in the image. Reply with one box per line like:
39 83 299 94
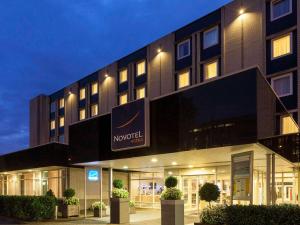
239 9 245 15
188 165 194 168
172 162 177 166
123 166 128 169
168 171 173 175
151 158 158 163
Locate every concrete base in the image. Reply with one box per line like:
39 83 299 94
110 198 129 224
61 205 80 218
161 200 184 225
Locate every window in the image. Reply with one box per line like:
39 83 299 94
178 70 190 89
79 88 86 100
271 73 293 97
50 102 56 113
59 98 64 109
177 40 190 60
50 120 55 130
119 69 128 84
91 104 98 117
271 0 292 21
281 115 298 134
204 60 218 80
272 33 292 59
59 135 65 143
59 117 64 127
136 60 146 76
203 26 219 49
136 86 146 100
79 108 86 121
91 82 98 95
119 93 128 105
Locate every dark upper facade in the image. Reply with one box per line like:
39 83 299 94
29 0 299 148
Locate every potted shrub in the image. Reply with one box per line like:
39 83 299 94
129 201 136 214
61 188 80 218
92 201 107 217
110 179 129 224
196 183 221 225
161 176 183 225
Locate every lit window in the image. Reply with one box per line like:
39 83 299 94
272 33 292 59
119 69 128 84
136 86 146 100
271 73 293 97
59 117 64 127
178 70 190 89
50 102 56 113
204 60 218 80
91 104 98 117
203 26 219 49
136 60 146 76
79 88 86 100
50 120 55 130
177 40 190 60
271 0 292 21
59 98 64 109
119 93 128 105
281 115 298 134
79 108 86 121
91 82 98 95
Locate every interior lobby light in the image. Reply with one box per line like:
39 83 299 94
151 158 158 163
172 162 177 166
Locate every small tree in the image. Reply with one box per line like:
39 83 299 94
199 183 220 206
112 179 129 199
161 176 182 200
113 179 124 189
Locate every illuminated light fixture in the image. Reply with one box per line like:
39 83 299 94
168 171 173 175
172 162 177 166
123 166 128 169
157 48 162 53
278 145 283 149
151 158 158 163
105 74 109 78
188 165 194 168
239 8 245 15
68 91 72 95
28 170 33 172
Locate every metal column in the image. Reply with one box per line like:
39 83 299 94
271 154 276 205
100 167 103 218
108 168 113 199
266 154 271 205
84 167 87 218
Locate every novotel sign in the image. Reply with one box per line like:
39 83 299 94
111 98 150 151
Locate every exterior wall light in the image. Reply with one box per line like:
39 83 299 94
105 74 109 78
123 166 128 169
151 158 158 163
239 9 245 15
172 162 177 166
157 48 162 53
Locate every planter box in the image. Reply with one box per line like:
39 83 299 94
94 208 107 217
61 205 80 218
161 200 184 225
110 198 129 224
129 206 136 214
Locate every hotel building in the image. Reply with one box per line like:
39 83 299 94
0 0 300 213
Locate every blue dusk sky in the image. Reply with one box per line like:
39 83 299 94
0 0 231 155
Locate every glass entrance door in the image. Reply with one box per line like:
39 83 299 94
183 176 198 211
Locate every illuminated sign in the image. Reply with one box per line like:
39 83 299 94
88 170 99 181
111 98 150 151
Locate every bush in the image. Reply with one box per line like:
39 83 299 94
92 201 107 210
63 197 80 206
199 183 220 205
63 188 75 199
161 187 182 200
129 200 135 208
0 195 56 221
199 204 300 225
112 188 129 198
113 179 124 189
45 189 55 198
165 176 178 188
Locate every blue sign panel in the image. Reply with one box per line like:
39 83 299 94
88 170 99 181
111 98 149 151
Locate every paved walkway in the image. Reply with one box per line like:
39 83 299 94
0 209 199 225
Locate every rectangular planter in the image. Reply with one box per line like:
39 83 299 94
94 208 107 217
129 206 136 214
61 205 80 218
161 200 184 225
110 198 129 224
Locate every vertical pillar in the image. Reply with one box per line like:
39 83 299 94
108 168 113 199
271 154 276 205
281 173 284 204
84 167 87 218
298 169 300 205
99 167 103 218
152 173 155 209
266 154 271 205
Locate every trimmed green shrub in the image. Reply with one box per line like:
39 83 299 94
113 179 124 189
199 183 220 205
112 188 129 198
199 204 300 225
161 187 183 200
165 176 178 188
63 197 79 205
129 200 135 208
92 201 107 210
63 188 75 198
0 195 56 221
45 189 55 198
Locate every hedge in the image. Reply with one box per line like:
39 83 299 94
200 204 300 225
0 195 56 221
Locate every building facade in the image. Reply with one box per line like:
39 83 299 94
1 0 300 213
